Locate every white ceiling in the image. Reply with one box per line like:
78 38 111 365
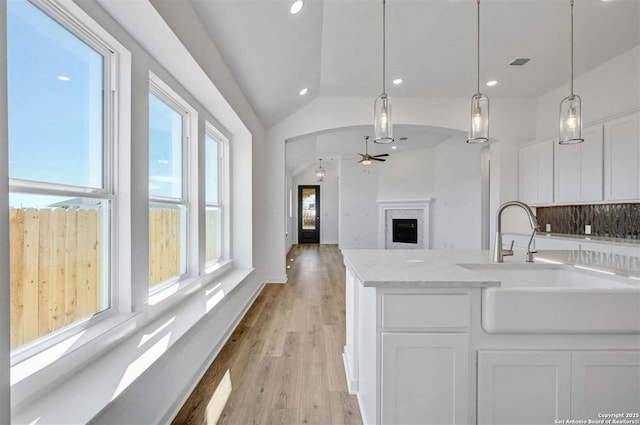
190 0 639 128
285 124 464 175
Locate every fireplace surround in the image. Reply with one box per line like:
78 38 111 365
377 199 432 249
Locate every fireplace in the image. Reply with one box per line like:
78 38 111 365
377 199 432 249
392 219 418 244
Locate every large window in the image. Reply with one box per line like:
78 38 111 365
148 77 194 289
205 126 224 266
7 0 114 349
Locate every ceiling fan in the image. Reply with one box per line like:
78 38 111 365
358 136 389 165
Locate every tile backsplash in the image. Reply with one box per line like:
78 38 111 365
536 204 640 240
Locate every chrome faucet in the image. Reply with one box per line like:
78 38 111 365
493 201 540 263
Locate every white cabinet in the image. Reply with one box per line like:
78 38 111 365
572 351 640 420
555 125 604 203
479 351 640 425
382 333 469 425
604 112 640 201
478 351 572 425
519 139 554 205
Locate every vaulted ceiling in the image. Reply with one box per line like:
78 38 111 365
190 0 639 128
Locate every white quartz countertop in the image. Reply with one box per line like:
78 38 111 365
341 249 503 288
341 249 640 288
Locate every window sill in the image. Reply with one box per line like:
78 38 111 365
11 265 255 424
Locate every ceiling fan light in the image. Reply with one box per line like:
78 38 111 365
374 93 394 144
362 159 372 166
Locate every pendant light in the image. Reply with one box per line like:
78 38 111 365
559 0 584 144
316 158 326 182
467 0 489 144
374 0 394 144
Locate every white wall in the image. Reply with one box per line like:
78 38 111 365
338 146 437 249
433 138 484 249
377 147 435 201
339 158 379 248
285 171 293 253
536 45 640 140
0 1 10 422
291 160 339 244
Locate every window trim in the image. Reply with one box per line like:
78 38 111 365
204 123 226 268
7 0 132 364
148 72 199 294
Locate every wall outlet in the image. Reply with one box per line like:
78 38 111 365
546 224 551 233
585 225 592 235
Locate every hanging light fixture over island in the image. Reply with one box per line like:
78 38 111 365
559 0 584 145
374 0 394 144
467 0 489 144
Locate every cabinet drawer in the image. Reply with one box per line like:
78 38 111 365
382 294 470 329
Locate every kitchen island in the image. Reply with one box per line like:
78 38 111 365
342 249 640 425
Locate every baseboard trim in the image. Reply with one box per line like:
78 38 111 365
266 275 288 284
160 279 266 425
342 350 358 395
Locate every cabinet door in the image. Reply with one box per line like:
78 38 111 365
478 351 571 425
605 112 640 201
519 145 538 205
572 351 640 420
382 333 469 425
537 140 555 204
555 140 581 203
580 125 604 202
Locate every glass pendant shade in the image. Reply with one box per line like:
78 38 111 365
315 159 325 182
559 95 583 144
467 93 489 144
374 94 393 144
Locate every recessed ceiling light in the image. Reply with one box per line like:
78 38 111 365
392 78 403 85
299 87 308 96
290 0 303 14
391 146 397 150
486 80 498 87
57 75 70 81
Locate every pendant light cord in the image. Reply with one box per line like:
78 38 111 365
570 0 574 97
476 0 480 95
382 0 386 94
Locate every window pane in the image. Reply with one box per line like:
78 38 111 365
149 93 183 199
7 0 104 188
9 193 110 349
149 203 186 289
205 135 219 204
206 206 221 264
302 188 317 230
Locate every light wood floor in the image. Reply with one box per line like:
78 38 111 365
172 244 363 425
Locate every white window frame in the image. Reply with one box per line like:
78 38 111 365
7 0 132 364
148 72 199 293
204 123 227 269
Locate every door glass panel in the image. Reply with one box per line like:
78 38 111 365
302 188 316 230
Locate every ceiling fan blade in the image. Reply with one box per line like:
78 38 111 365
371 157 386 162
357 153 366 158
357 159 364 163
372 153 390 158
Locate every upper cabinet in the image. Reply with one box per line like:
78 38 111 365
554 125 604 203
519 139 554 205
520 110 639 206
604 111 640 201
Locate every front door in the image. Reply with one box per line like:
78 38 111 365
298 185 320 244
